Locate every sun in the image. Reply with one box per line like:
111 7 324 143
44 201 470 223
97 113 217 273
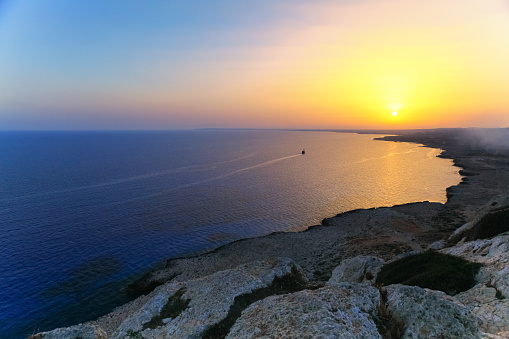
392 111 398 117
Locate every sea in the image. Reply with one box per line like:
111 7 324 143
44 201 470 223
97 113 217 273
0 130 461 338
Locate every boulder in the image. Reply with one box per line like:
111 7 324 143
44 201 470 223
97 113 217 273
327 255 385 285
386 284 482 339
226 283 382 339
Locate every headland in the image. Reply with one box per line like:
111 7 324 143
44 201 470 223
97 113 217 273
31 128 509 338
124 128 509 291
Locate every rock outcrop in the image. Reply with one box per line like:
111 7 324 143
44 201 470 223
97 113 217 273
35 258 309 339
111 257 308 339
227 284 381 338
456 284 509 335
33 245 506 339
441 233 509 335
385 284 481 338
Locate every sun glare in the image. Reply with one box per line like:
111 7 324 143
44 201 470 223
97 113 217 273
392 111 398 116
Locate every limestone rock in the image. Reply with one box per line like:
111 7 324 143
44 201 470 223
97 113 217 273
386 284 482 339
32 195 509 339
32 324 107 339
456 284 509 334
226 283 382 339
442 234 509 264
327 255 384 285
441 235 509 334
111 257 307 339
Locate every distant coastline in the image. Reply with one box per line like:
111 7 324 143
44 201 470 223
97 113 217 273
121 128 508 293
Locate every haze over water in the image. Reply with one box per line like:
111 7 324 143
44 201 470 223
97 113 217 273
0 130 461 337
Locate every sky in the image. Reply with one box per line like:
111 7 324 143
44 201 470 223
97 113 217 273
1 0 509 130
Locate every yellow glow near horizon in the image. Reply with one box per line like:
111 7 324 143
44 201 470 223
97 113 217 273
189 0 509 129
5 0 508 129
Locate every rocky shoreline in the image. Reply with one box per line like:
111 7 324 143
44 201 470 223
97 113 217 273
31 128 509 338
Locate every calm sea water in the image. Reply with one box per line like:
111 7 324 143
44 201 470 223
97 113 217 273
0 130 461 338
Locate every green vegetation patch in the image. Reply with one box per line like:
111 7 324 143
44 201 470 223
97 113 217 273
376 252 482 295
202 266 313 339
465 209 509 240
142 287 190 330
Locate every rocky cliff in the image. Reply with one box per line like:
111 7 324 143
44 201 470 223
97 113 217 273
30 129 509 339
31 194 509 339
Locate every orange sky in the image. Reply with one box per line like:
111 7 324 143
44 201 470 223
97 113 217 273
1 0 509 129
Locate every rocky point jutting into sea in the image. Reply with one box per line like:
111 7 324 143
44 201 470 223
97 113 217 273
31 128 509 339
